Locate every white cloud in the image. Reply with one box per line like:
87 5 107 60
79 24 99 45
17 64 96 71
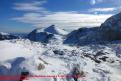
89 0 121 14
90 0 121 6
12 12 112 29
12 0 113 30
89 7 116 12
13 0 48 13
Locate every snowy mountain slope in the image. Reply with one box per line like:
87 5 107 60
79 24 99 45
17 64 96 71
64 27 102 45
0 40 43 62
28 25 68 43
64 12 121 45
0 39 121 81
100 12 121 41
28 29 54 43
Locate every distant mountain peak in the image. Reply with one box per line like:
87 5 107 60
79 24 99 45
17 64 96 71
0 32 9 35
44 25 68 35
100 12 121 41
28 25 68 42
32 25 68 35
0 32 19 40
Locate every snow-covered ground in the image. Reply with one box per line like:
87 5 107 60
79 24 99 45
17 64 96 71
1 9 121 81
0 39 121 81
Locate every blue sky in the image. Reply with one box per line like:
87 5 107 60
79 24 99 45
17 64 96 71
0 0 121 33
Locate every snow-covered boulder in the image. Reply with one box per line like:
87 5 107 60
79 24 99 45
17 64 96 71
100 12 121 41
28 25 67 43
0 32 19 40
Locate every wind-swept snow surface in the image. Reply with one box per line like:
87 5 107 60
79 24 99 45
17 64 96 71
0 39 121 81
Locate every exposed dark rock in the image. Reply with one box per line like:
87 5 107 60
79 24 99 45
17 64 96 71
19 71 29 81
94 51 107 58
53 50 64 55
72 66 85 81
83 53 101 63
38 57 49 65
38 63 45 70
99 56 108 62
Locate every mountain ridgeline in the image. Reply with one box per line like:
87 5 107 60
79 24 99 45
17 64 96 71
64 12 121 45
27 25 68 43
0 32 19 40
27 12 121 45
1 12 121 45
